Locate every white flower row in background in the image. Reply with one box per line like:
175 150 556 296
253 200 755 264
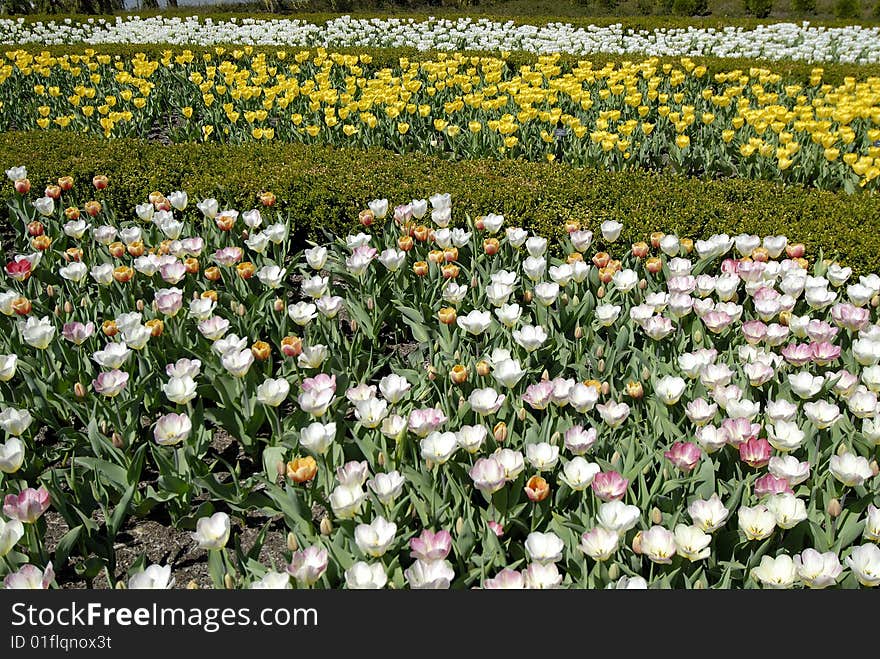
3 16 880 63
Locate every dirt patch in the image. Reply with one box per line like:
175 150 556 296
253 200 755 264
45 510 290 589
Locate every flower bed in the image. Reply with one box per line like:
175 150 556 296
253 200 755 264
3 50 879 191
0 167 879 589
3 16 880 65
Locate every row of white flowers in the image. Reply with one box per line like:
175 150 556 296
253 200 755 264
3 16 880 63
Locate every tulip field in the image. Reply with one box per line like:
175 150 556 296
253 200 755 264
0 9 879 591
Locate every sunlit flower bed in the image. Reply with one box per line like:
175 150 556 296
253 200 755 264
3 16 880 64
1 166 879 590
4 51 880 191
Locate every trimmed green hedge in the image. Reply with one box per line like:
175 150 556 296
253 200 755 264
13 44 880 87
2 130 879 272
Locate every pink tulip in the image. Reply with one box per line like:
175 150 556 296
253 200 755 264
722 418 761 447
61 321 95 345
3 486 50 523
409 529 452 561
522 381 555 410
664 442 702 471
739 438 772 468
591 471 629 502
3 562 53 589
810 342 841 365
483 568 524 589
831 303 869 331
487 521 504 537
741 320 768 344
781 343 814 367
213 246 243 266
301 373 336 394
754 473 793 497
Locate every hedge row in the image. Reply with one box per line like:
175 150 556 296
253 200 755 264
14 8 880 30
1 130 879 273
10 44 880 86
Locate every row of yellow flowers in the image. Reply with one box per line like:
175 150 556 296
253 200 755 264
2 47 879 191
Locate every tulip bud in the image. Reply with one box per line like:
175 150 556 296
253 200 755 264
600 381 610 396
836 443 848 457
596 345 604 358
63 300 73 315
287 532 299 552
111 432 123 449
645 257 663 274
273 298 285 313
186 580 199 590
873 295 880 309
626 380 644 400
632 531 643 554
224 574 235 590
785 243 805 258
574 324 583 340
597 359 605 373
631 242 649 258
74 382 86 399
53 305 60 316
523 290 533 304
251 341 271 361
427 365 436 381
517 407 526 421
281 335 303 357
596 285 605 299
638 278 647 290
871 460 879 477
693 330 702 344
560 293 569 305
610 451 621 467
287 456 317 484
476 360 490 377
320 517 333 536
651 507 663 525
607 563 620 580
275 459 286 479
493 421 507 443
146 319 164 337
826 498 842 518
349 319 358 333
525 475 550 502
366 297 374 311
237 303 246 317
455 517 464 535
32 235 52 251
540 369 550 382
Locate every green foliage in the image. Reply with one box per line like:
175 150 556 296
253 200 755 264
2 131 878 273
673 0 711 14
791 0 816 13
636 0 656 14
745 0 774 18
834 0 861 17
